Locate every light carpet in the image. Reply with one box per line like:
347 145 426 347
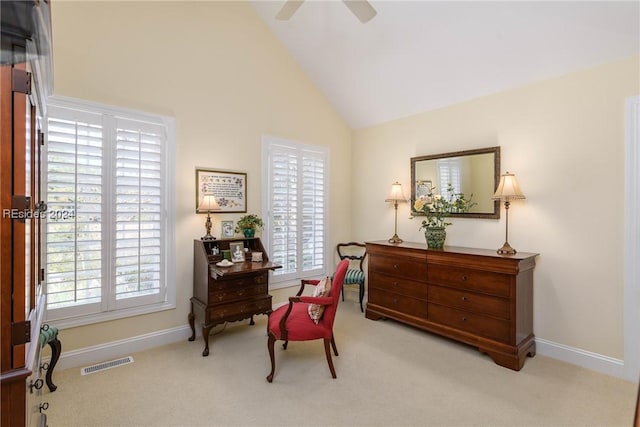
43 298 636 426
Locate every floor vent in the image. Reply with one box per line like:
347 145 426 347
81 356 134 376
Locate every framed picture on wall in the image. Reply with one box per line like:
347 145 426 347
221 220 235 238
195 168 247 213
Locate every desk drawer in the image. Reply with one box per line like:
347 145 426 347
208 271 268 291
369 272 427 300
428 285 510 320
368 288 427 318
209 296 272 322
428 265 510 297
428 303 510 343
209 283 268 305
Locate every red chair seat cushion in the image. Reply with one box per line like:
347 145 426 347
269 303 333 341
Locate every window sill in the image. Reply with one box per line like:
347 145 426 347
47 301 176 330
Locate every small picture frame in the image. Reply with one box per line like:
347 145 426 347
221 220 235 238
229 242 245 263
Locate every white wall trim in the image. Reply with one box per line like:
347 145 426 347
536 338 625 379
624 95 640 382
49 325 192 371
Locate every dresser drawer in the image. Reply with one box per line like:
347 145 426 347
209 283 268 305
368 288 427 318
209 296 272 322
428 265 510 297
369 272 427 300
208 271 268 291
370 254 427 282
428 285 510 320
428 303 510 343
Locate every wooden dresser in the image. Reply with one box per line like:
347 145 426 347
189 238 281 356
365 241 538 370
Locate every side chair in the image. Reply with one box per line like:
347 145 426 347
336 242 367 312
266 260 349 383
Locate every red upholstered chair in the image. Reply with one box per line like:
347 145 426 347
266 260 349 383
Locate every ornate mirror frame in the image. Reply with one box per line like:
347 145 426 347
410 146 501 219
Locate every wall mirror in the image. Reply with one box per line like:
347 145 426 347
410 146 500 219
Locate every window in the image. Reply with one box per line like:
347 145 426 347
45 96 175 326
436 157 462 195
262 136 329 287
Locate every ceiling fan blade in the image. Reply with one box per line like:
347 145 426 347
275 0 305 21
343 0 377 23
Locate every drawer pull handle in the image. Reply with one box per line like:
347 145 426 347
461 275 468 281
462 317 467 322
461 296 467 301
393 264 399 269
39 402 49 413
393 282 398 287
393 298 398 304
28 378 43 393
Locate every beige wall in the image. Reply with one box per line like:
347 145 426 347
352 56 639 359
51 1 352 351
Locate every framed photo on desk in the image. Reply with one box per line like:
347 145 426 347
229 242 245 263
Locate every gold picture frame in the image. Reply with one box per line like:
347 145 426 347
195 168 247 213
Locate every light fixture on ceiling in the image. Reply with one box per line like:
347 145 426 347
276 0 377 24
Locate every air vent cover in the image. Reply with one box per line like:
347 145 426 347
80 356 134 376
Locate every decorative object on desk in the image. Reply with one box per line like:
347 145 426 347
385 181 407 243
414 184 476 249
492 171 526 255
196 168 247 213
221 220 235 238
235 214 264 238
251 251 263 262
229 242 245 262
198 194 221 240
222 249 231 261
216 259 233 267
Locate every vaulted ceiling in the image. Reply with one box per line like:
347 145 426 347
250 1 640 129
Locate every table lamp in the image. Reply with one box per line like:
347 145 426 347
492 172 526 254
198 194 220 240
385 182 407 244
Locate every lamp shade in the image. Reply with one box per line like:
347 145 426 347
198 194 220 211
385 182 407 202
492 172 526 201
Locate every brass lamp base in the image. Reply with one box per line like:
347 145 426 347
202 213 215 240
497 241 516 255
388 234 403 244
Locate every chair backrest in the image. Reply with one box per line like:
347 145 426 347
336 242 367 272
321 260 349 329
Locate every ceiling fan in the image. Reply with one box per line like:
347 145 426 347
276 0 377 24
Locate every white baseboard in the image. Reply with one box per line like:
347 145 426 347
46 323 633 382
536 338 628 380
50 325 192 371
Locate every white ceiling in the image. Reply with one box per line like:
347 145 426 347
250 1 640 129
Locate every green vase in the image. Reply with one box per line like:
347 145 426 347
242 228 255 238
425 227 446 249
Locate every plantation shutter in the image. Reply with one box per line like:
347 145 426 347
46 109 104 314
436 158 462 195
264 138 328 284
113 117 165 308
45 97 174 324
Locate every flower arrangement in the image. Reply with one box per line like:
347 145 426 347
414 184 476 230
235 214 264 233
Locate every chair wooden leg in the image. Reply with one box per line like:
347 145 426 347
330 335 339 356
359 282 365 312
341 287 345 301
266 334 276 383
324 338 337 378
283 340 288 350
